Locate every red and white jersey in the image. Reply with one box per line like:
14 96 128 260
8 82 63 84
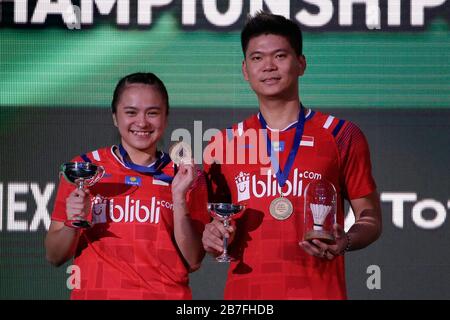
203 110 376 300
52 146 209 300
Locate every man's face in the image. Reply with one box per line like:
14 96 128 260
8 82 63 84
242 34 306 100
112 84 168 154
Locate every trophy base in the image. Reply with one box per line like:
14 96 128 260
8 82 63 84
216 254 235 263
304 230 336 245
67 219 91 229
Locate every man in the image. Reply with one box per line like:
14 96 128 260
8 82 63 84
202 12 381 299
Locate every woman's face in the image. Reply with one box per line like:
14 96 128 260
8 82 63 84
113 83 168 154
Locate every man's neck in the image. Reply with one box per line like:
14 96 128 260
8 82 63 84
259 98 303 130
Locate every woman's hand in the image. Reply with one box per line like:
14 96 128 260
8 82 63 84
66 188 91 221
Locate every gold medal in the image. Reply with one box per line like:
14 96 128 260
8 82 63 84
169 141 192 165
269 196 293 220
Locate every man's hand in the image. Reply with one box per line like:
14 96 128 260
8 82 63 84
299 224 348 260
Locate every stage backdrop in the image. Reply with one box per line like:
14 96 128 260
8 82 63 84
1 1 449 299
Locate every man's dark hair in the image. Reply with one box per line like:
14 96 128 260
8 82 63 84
241 12 303 57
111 72 169 115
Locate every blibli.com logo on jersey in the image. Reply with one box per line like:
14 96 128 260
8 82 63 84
91 195 172 224
235 169 322 201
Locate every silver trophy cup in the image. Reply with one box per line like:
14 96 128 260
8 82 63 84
60 162 104 228
207 203 245 262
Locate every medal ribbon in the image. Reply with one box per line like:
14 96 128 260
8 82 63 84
258 106 305 188
118 144 173 183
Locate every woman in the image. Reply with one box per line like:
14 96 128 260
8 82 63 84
45 72 208 299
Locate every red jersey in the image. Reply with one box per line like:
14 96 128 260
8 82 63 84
51 146 209 300
203 110 376 300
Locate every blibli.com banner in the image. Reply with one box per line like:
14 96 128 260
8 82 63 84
0 0 449 302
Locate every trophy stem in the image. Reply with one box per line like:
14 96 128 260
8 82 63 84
223 218 230 255
216 217 234 262
223 238 228 255
73 179 89 228
207 203 244 263
77 180 85 189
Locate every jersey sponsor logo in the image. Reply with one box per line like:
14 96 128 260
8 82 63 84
92 195 108 224
235 168 322 200
91 195 172 224
125 176 141 186
235 172 250 202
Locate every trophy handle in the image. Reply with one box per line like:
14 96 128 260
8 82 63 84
90 165 105 185
81 165 105 188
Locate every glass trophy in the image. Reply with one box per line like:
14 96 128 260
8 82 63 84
60 162 105 228
303 179 337 244
207 203 245 262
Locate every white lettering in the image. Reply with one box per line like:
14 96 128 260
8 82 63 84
110 198 123 222
9 0 28 23
412 199 447 229
387 0 401 26
252 175 267 198
366 264 381 289
182 0 196 25
381 192 417 228
7 183 28 231
81 0 129 25
137 0 172 25
2 0 448 28
135 200 150 222
155 206 160 224
31 0 75 24
249 169 309 198
150 196 156 223
193 120 203 166
296 0 333 27
66 265 81 290
411 0 446 26
109 196 167 223
249 0 290 18
65 4 81 29
339 0 379 26
176 304 211 317
29 183 54 231
203 0 242 27
366 1 380 29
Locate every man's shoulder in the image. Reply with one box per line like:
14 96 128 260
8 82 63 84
228 113 259 130
307 109 362 140
210 114 259 140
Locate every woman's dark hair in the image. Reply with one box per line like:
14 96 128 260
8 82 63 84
111 72 169 115
241 12 303 57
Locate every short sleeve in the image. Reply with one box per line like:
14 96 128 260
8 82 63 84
51 175 75 222
337 122 377 200
50 156 83 222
